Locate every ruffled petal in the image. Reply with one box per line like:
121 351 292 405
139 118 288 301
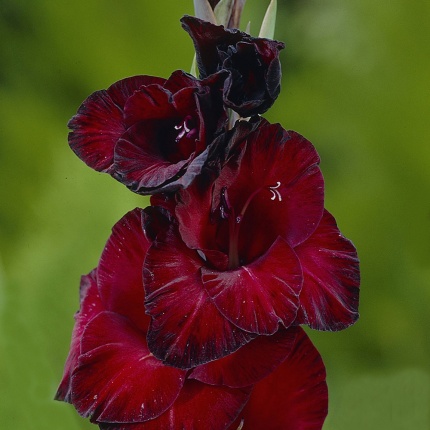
99 380 251 430
218 122 324 259
294 210 360 330
189 328 297 388
201 237 302 335
68 76 164 172
97 209 150 331
144 228 254 369
71 311 186 423
229 328 328 430
180 16 284 116
176 122 324 264
55 270 103 402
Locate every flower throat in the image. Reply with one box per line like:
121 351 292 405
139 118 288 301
217 183 282 270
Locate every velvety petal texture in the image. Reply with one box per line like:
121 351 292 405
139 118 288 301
68 76 165 173
60 10 360 430
71 311 186 423
55 270 103 402
144 227 254 369
229 328 328 430
69 71 228 195
99 381 251 430
189 328 297 388
97 208 150 331
181 16 284 116
176 120 325 263
201 238 302 335
294 210 360 330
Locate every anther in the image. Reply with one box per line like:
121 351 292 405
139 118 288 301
268 181 282 201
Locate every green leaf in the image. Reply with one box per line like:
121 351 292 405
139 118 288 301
214 0 234 27
190 54 198 77
245 20 251 35
259 0 277 39
194 0 217 24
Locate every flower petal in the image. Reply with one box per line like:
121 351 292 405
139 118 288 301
97 208 150 331
114 122 189 191
220 122 324 257
201 237 302 335
55 270 103 402
189 327 297 388
230 327 328 430
294 210 360 330
144 227 254 369
71 311 185 423
99 380 251 430
68 76 164 172
176 121 325 264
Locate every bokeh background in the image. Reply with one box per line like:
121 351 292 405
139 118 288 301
1 0 429 428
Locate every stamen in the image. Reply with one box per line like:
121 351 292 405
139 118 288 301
268 181 282 201
174 115 197 142
219 187 232 219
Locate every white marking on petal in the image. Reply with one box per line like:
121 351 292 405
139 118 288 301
268 181 282 201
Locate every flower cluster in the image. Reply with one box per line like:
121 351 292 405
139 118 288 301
57 6 360 430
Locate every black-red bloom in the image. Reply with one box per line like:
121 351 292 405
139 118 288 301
181 16 284 117
56 209 329 430
68 70 227 194
144 120 360 369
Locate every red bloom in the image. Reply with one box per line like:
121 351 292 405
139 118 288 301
181 16 284 117
56 208 328 429
68 70 227 194
144 120 359 368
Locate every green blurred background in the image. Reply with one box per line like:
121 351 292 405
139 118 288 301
1 0 429 428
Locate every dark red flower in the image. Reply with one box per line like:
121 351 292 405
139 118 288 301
228 327 328 430
181 16 284 117
68 70 228 194
57 208 325 429
143 120 359 368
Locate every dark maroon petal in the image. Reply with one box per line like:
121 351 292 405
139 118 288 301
219 122 324 262
124 84 177 125
222 39 284 116
230 327 328 430
176 122 324 264
181 16 284 116
175 171 219 251
55 270 103 402
142 205 176 242
97 209 150 331
99 380 251 430
71 311 185 423
181 16 242 77
68 76 164 172
294 210 360 330
144 228 254 369
201 237 302 335
189 328 297 388
114 122 191 193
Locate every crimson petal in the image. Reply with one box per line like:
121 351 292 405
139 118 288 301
201 237 302 335
68 76 164 172
99 380 251 430
294 210 360 330
71 311 185 423
97 209 150 331
144 228 254 369
55 270 103 402
189 328 297 388
229 327 328 430
219 123 324 256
